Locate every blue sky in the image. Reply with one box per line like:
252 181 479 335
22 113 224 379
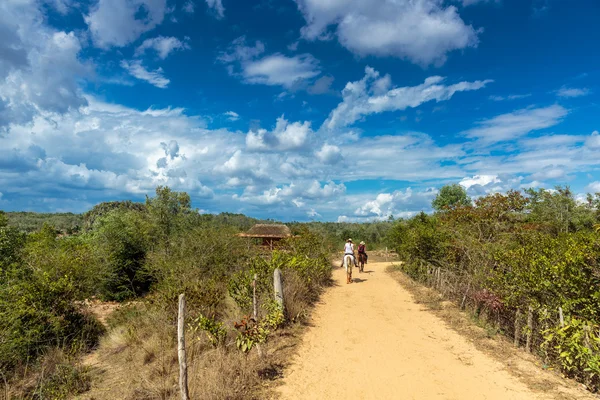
0 0 599 221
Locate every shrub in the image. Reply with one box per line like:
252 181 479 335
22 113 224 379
0 271 104 375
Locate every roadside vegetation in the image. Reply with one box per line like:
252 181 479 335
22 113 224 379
0 187 332 399
389 184 600 392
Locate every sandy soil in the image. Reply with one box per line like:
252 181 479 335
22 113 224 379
275 262 592 400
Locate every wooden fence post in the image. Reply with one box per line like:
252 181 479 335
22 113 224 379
178 294 190 400
253 274 258 321
274 268 284 309
460 283 470 310
252 274 264 357
558 307 564 328
526 306 533 353
514 309 521 347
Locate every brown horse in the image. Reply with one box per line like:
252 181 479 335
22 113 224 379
358 252 367 273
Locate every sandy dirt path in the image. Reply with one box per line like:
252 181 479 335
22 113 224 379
276 262 555 400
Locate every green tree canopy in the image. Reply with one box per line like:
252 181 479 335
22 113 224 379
432 184 471 212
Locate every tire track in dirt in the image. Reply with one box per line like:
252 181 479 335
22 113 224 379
275 262 593 400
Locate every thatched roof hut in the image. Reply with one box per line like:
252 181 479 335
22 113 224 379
238 224 293 249
238 224 292 239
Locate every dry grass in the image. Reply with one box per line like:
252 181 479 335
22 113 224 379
2 348 91 400
75 276 319 400
387 265 596 400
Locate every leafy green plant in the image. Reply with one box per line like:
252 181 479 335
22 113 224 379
233 316 269 353
541 318 600 390
190 314 227 347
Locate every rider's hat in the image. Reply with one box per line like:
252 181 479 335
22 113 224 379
360 241 365 245
347 238 352 242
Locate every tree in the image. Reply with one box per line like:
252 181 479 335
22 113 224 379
432 184 471 212
145 186 192 242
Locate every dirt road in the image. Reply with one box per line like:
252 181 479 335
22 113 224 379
275 262 584 400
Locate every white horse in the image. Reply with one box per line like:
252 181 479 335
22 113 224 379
343 254 354 284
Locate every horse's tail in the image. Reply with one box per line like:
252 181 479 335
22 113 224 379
344 255 353 272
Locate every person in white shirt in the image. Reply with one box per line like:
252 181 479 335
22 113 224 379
343 238 358 268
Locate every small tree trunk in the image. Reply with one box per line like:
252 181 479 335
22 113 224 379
558 307 564 328
178 294 190 400
526 306 533 353
514 309 521 347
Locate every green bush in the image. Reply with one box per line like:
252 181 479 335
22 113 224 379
386 188 600 392
89 209 152 301
0 271 103 374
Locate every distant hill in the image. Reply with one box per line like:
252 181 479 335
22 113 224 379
5 211 84 233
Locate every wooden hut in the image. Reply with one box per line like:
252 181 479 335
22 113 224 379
238 224 293 250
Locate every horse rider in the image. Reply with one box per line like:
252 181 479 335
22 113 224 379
357 241 368 264
343 238 358 268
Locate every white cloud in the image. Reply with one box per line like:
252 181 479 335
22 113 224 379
587 181 600 193
556 86 590 98
246 116 314 152
294 0 480 66
459 174 500 189
530 166 567 181
352 187 438 219
316 144 343 164
206 0 225 18
135 36 190 59
239 180 346 205
219 37 321 88
85 0 168 49
0 97 218 210
121 60 170 88
463 105 568 144
489 93 532 101
243 54 320 87
323 66 492 130
224 111 239 121
0 1 90 128
586 130 600 149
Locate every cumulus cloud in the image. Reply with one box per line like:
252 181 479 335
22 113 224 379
586 130 600 149
219 37 321 89
351 187 438 220
238 180 346 205
316 144 343 164
556 86 590 98
121 60 170 88
161 140 180 159
0 97 218 210
323 66 492 130
205 0 225 18
135 36 191 59
246 116 314 152
463 105 568 144
85 0 168 49
294 0 480 66
0 1 90 128
587 181 600 193
459 174 500 189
